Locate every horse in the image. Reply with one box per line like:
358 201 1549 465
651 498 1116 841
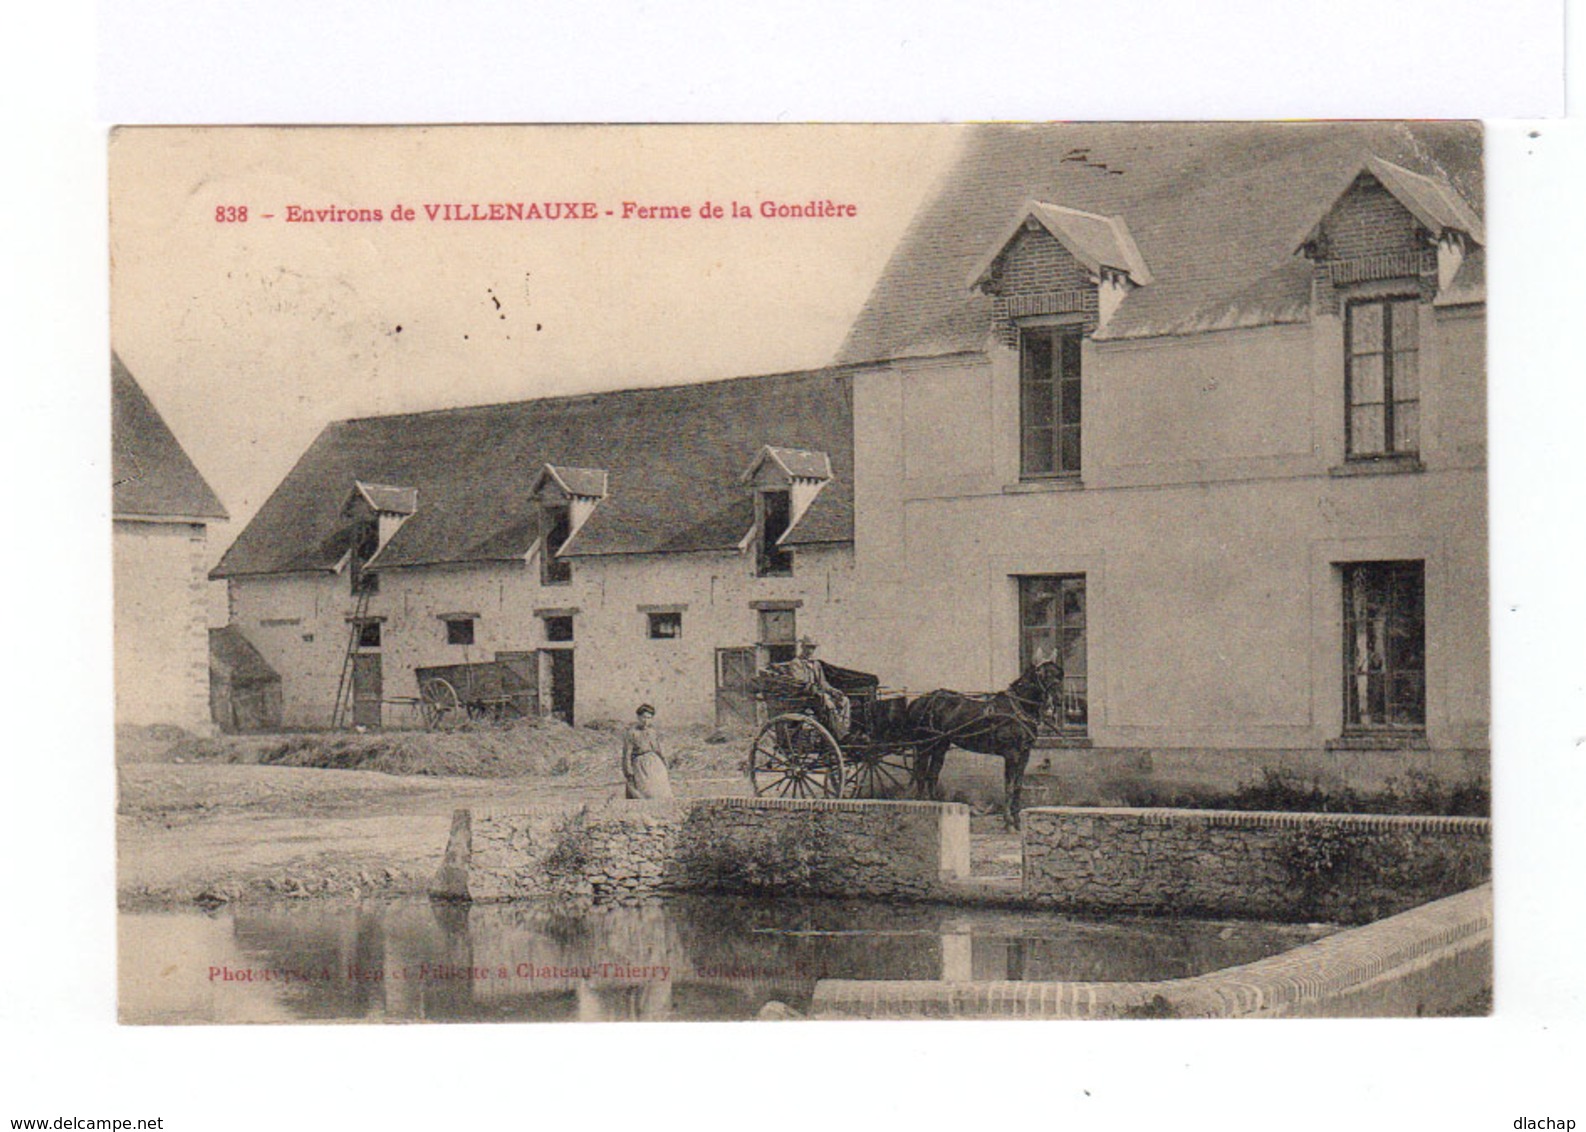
905 659 1065 827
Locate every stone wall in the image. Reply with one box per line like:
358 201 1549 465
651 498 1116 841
432 798 971 902
1022 806 1490 924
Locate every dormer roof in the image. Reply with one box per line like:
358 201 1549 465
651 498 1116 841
530 464 610 500
1295 155 1485 255
970 199 1153 292
742 445 833 484
349 480 418 515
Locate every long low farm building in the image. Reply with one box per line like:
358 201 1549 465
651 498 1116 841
210 369 859 730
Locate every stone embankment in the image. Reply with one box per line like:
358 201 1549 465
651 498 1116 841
431 797 971 902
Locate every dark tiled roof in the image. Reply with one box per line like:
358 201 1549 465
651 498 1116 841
212 369 854 578
209 626 280 685
112 354 228 522
839 122 1482 360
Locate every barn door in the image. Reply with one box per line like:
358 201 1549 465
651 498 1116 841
546 649 575 726
495 651 540 718
351 654 382 728
715 646 757 729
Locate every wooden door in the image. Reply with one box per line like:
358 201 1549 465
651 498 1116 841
352 654 383 728
495 651 540 718
547 649 575 725
715 646 757 729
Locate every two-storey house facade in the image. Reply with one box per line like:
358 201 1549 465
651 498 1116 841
841 123 1487 791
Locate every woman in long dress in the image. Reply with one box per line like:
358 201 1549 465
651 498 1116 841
621 703 674 800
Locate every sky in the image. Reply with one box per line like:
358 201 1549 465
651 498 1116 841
109 125 962 561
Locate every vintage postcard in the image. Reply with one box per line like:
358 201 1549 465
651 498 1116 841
111 122 1490 1024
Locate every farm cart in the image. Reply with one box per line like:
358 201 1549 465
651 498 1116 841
415 658 537 728
748 662 918 799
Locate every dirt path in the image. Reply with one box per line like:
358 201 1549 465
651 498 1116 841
117 763 749 907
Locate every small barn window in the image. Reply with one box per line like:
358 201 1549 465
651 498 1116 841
544 615 574 643
445 618 475 646
648 611 682 639
356 621 381 649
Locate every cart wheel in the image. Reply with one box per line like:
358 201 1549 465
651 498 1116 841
846 743 916 799
419 678 461 730
750 714 845 799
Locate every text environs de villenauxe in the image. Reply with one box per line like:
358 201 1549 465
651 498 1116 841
278 199 858 223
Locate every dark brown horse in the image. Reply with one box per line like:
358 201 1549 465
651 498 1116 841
905 660 1065 826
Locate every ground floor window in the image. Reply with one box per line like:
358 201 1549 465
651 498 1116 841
544 615 574 643
444 617 475 646
758 608 797 665
1018 574 1087 733
1342 560 1425 730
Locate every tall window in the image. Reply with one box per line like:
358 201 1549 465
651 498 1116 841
1346 297 1420 458
540 504 572 585
1018 575 1087 734
1020 326 1082 477
1342 561 1425 730
756 490 793 576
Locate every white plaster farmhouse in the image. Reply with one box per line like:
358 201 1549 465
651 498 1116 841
113 354 229 732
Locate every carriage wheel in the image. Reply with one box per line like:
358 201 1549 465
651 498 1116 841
846 744 916 800
419 679 461 730
750 714 845 799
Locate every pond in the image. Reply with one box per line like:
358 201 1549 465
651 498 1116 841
120 896 1335 1023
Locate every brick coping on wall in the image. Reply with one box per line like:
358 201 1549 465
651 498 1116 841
809 883 1492 1020
1022 805 1491 834
469 796 968 822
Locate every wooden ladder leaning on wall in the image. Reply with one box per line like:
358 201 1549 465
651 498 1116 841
329 582 373 729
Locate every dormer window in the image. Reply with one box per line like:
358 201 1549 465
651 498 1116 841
1020 324 1083 477
540 503 573 585
1296 158 1476 468
741 445 832 579
341 480 417 595
757 489 793 577
528 464 608 588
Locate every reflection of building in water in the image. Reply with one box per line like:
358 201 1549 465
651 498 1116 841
197 897 1329 1023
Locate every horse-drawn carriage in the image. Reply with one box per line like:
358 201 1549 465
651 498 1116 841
415 658 537 728
747 656 1068 820
748 661 919 799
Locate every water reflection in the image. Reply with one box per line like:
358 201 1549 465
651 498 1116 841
120 897 1330 1024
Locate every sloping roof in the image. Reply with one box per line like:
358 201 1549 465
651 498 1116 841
351 481 418 515
112 354 228 522
1436 247 1486 307
212 368 854 577
838 122 1482 358
1361 155 1485 245
970 200 1153 289
208 626 280 686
